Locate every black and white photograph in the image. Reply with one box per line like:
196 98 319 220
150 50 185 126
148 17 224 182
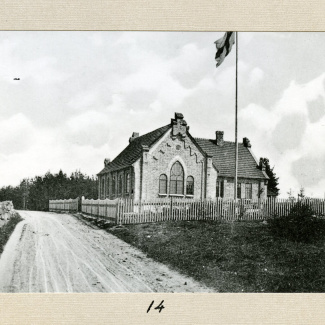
0 31 325 293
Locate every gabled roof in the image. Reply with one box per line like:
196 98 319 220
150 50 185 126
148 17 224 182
194 138 268 179
98 124 171 175
98 113 268 180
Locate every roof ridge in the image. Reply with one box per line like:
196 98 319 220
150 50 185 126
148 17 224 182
194 137 240 144
135 123 171 141
97 123 171 175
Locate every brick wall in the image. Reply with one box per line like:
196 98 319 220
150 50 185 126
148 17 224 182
142 131 205 200
99 163 266 201
219 177 267 200
99 167 134 200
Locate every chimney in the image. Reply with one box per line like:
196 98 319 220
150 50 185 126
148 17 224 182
104 158 110 167
216 131 224 146
129 132 139 143
243 137 251 148
171 112 188 139
259 158 266 171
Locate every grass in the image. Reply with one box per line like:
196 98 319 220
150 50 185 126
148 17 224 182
108 220 325 292
0 212 23 255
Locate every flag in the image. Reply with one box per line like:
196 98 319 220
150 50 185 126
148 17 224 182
215 32 235 67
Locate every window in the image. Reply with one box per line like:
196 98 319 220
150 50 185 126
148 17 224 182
159 174 167 194
112 176 116 195
126 173 130 193
170 161 184 195
118 175 123 194
101 178 105 197
216 180 224 198
245 183 252 199
106 178 110 197
237 183 241 199
186 176 194 195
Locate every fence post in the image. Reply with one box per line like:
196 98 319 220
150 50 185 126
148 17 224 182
170 196 173 220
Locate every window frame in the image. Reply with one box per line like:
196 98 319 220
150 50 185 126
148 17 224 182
125 173 130 194
159 174 168 195
169 161 184 195
106 177 110 197
186 176 194 196
245 183 252 199
112 176 116 195
101 178 104 198
216 180 224 198
118 174 123 195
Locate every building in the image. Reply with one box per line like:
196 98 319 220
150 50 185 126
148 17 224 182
97 113 269 201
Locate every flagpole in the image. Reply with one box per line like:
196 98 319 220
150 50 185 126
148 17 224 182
234 32 238 200
214 31 238 201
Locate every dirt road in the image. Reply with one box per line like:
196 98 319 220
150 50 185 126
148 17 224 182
0 211 212 293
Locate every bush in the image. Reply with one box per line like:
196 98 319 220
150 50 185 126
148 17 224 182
268 201 325 243
0 212 23 255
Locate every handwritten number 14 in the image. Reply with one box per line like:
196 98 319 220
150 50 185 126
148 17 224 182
147 300 165 313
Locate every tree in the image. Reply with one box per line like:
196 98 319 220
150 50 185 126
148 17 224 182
0 169 98 211
287 188 296 203
260 158 280 197
298 186 305 200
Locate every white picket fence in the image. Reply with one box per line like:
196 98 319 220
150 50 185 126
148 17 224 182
49 197 325 225
81 198 119 221
117 198 268 224
49 198 79 213
117 197 325 224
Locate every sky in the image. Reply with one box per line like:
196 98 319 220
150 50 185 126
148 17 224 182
0 32 325 198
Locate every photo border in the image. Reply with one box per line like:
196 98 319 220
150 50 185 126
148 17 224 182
1 1 325 324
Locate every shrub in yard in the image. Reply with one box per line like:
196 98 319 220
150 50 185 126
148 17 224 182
0 212 23 255
268 201 325 243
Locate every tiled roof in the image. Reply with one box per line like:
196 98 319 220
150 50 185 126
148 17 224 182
98 124 171 175
98 119 268 180
194 138 268 179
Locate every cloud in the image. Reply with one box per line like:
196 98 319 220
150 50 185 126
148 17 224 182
240 73 325 197
249 67 264 85
65 111 111 148
0 113 35 155
292 155 325 187
272 114 307 152
307 96 325 123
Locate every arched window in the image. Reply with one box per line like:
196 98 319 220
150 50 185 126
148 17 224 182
159 174 167 194
186 176 194 195
126 173 130 193
118 175 123 194
170 161 184 195
112 176 116 195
